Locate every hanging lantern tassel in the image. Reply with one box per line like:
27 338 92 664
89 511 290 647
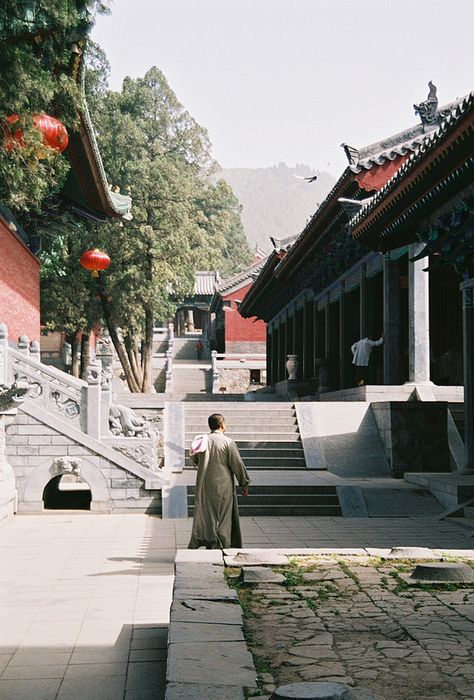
80 249 111 278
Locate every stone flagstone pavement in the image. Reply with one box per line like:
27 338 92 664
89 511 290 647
0 512 472 699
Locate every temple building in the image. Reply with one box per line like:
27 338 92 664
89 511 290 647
209 251 267 355
350 91 474 469
239 85 471 402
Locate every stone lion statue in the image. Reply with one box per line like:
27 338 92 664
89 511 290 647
109 404 146 437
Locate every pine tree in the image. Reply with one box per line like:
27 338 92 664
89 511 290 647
0 1 108 214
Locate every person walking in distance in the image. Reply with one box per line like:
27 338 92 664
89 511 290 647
351 335 383 386
188 413 250 549
195 339 203 360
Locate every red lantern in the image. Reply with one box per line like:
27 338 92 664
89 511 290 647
80 249 111 278
33 113 68 153
3 113 68 154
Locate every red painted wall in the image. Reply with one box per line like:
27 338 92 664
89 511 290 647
0 218 40 342
223 282 266 343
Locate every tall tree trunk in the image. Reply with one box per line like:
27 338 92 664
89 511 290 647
125 334 143 387
80 331 91 380
141 307 154 392
97 275 141 392
71 331 81 378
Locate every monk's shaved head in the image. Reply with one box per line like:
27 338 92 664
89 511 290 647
208 413 225 430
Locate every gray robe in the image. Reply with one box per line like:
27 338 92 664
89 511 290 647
188 430 250 550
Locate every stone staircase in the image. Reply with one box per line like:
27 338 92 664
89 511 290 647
172 335 210 361
186 485 342 517
184 403 306 470
182 402 340 516
172 366 212 396
170 336 212 399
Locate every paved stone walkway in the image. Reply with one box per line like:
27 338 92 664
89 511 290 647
243 556 474 699
0 513 472 699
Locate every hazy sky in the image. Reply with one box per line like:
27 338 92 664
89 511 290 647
92 0 474 176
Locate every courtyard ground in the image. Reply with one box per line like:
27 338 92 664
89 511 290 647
0 513 473 699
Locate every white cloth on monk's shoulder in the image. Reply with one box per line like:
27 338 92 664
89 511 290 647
190 433 208 456
351 337 383 366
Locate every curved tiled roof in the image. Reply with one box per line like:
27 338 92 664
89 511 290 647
346 97 465 174
62 47 132 220
217 258 268 295
350 91 474 233
194 271 220 296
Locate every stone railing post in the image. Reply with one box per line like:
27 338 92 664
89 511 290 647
96 338 113 437
17 335 29 357
165 350 173 394
211 350 219 393
29 340 40 362
86 359 101 439
0 323 9 385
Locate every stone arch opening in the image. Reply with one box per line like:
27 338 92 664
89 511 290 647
42 474 92 510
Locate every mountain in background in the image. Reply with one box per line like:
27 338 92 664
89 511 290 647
219 163 336 252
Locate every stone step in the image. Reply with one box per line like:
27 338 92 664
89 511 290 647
236 504 342 516
186 485 342 516
185 419 298 430
186 505 342 517
185 432 301 441
171 394 245 401
186 457 306 467
184 441 303 450
186 402 296 416
238 448 305 458
186 417 298 426
185 462 307 470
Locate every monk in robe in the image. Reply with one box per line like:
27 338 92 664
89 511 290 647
188 413 250 549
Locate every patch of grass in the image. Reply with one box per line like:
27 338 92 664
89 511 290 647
268 599 285 607
389 571 411 595
277 566 306 588
338 560 361 587
234 586 260 618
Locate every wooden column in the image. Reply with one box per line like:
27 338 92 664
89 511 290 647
383 253 402 384
408 242 431 383
461 278 474 471
339 281 347 389
266 324 273 387
359 263 367 338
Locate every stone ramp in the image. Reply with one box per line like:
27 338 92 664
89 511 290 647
337 483 444 518
296 402 391 476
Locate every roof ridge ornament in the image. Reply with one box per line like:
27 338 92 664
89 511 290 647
414 81 450 130
341 142 360 165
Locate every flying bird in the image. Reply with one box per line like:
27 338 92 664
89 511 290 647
293 174 319 183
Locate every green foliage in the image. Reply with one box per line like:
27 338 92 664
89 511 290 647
0 1 108 213
40 47 251 389
39 215 101 334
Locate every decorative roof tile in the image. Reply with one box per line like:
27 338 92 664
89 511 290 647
194 271 220 296
347 97 464 173
350 91 474 232
217 258 268 295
